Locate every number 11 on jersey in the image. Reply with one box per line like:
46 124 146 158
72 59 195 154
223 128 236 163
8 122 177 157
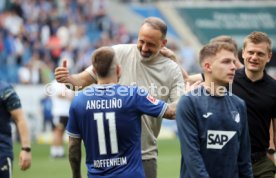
94 112 119 155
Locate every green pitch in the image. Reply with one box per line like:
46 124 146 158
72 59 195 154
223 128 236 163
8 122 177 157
13 138 181 178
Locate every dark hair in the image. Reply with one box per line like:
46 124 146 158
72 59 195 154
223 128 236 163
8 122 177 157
243 31 272 53
210 35 238 57
92 47 116 78
141 17 167 39
199 42 236 65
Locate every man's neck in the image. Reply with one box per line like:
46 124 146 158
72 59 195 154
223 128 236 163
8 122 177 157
97 77 117 85
244 68 264 82
204 79 227 96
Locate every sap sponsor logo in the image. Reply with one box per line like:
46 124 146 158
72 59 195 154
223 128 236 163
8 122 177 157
146 94 159 105
207 130 236 149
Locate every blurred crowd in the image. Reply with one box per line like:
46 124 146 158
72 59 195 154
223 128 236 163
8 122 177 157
0 0 135 84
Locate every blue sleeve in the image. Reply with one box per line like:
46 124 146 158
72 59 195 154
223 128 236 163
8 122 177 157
238 101 253 178
2 85 21 111
66 97 81 138
135 87 167 119
176 96 210 178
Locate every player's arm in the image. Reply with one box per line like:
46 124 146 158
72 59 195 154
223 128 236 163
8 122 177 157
188 74 203 84
69 137 82 178
272 119 276 154
160 47 204 85
160 47 189 82
11 108 32 171
5 85 31 171
55 60 96 90
67 70 96 90
163 101 177 119
176 96 210 178
237 103 253 177
267 120 275 162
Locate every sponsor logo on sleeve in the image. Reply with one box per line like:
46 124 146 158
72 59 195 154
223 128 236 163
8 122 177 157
207 130 236 149
146 94 159 105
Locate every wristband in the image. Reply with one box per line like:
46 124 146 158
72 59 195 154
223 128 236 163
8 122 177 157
267 148 275 154
21 147 31 152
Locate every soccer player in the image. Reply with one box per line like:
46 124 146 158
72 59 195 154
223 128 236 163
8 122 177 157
56 17 184 178
0 80 32 178
176 42 253 178
66 47 176 178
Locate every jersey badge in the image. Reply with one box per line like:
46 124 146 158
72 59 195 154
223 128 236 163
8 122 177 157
231 111 240 123
146 94 159 105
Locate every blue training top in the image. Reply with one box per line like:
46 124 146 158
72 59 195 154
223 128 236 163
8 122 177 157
176 86 253 178
66 84 167 178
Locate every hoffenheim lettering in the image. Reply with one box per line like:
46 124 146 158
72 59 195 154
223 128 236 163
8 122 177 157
94 157 127 168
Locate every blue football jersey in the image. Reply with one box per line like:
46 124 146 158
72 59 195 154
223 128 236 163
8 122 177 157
66 84 167 178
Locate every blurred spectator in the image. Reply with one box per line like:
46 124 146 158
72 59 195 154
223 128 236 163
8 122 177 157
40 95 54 132
18 63 32 84
46 32 62 66
2 9 23 36
1 0 133 84
40 53 55 84
49 79 74 158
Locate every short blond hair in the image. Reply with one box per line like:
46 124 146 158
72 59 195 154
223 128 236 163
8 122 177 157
210 35 238 57
243 31 272 53
199 42 236 66
92 47 117 78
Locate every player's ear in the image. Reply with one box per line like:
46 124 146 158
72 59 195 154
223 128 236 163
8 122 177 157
241 49 245 60
161 38 167 47
267 51 272 63
204 62 212 72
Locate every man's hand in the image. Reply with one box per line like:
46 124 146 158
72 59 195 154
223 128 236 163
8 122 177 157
19 150 32 170
160 47 178 62
55 60 70 83
267 149 275 163
184 80 203 94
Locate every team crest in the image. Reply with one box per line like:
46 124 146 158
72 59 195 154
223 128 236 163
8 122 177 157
231 111 240 123
146 94 159 105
